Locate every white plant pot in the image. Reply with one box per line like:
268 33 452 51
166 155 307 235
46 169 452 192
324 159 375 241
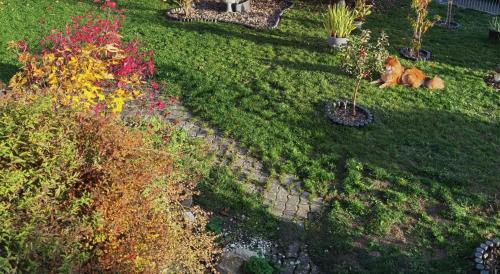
327 36 348 47
494 72 500 83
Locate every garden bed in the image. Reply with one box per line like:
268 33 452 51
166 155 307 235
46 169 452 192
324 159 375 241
166 0 293 29
484 74 500 91
325 101 374 127
399 47 432 61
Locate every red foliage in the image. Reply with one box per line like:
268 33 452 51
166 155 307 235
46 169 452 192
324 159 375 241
10 0 169 114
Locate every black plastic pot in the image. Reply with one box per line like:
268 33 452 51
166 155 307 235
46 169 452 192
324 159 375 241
325 101 374 127
489 29 500 41
399 47 432 62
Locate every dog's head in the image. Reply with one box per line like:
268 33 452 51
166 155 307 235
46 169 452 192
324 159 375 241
383 56 400 73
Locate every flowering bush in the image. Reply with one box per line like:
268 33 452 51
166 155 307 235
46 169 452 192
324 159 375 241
8 0 164 114
339 30 389 113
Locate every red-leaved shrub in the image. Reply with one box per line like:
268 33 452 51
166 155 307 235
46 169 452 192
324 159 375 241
8 0 167 115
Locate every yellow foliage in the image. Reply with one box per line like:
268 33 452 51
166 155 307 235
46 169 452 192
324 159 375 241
9 44 142 113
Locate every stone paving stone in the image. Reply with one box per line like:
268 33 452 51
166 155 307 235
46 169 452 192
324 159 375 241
187 124 200 137
271 206 285 217
281 174 295 185
285 195 299 215
205 134 215 144
310 198 323 213
249 159 262 169
197 127 209 138
181 121 194 131
263 183 278 204
241 183 257 194
231 154 246 169
275 186 288 205
296 203 309 219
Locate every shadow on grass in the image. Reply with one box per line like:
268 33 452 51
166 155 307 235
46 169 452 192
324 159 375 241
195 166 305 247
160 18 330 54
260 58 337 74
0 63 18 83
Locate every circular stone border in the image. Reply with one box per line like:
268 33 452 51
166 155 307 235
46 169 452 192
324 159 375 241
399 47 432 62
325 100 374 127
484 74 500 91
435 20 461 29
165 1 294 29
473 238 499 273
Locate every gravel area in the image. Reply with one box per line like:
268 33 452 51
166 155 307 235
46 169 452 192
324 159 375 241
166 0 292 29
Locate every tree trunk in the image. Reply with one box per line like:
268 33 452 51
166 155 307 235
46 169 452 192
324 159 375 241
352 78 361 115
446 0 454 27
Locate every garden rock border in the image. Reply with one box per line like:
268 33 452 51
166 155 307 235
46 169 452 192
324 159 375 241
473 238 499 273
435 20 461 29
325 100 374 127
165 0 293 29
399 47 432 61
484 74 500 91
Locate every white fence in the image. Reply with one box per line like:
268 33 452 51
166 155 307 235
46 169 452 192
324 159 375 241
438 0 500 15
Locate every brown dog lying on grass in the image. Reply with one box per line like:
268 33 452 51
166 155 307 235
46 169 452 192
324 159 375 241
371 56 445 90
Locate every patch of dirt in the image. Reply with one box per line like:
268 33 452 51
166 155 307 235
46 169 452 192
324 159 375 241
332 105 370 124
167 0 291 29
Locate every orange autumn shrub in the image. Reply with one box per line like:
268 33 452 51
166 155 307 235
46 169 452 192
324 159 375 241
77 115 220 273
0 94 219 273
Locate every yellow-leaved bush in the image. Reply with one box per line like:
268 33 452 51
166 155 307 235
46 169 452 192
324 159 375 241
9 43 141 113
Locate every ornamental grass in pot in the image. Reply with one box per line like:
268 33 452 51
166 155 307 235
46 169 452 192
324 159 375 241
353 0 372 29
489 17 500 41
324 3 356 47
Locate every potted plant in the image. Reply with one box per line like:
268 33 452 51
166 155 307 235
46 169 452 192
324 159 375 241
435 0 460 29
326 30 389 127
400 0 437 61
353 0 373 29
324 3 356 47
489 16 500 41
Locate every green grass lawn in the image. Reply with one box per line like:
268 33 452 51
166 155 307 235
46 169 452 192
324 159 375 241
0 0 499 273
